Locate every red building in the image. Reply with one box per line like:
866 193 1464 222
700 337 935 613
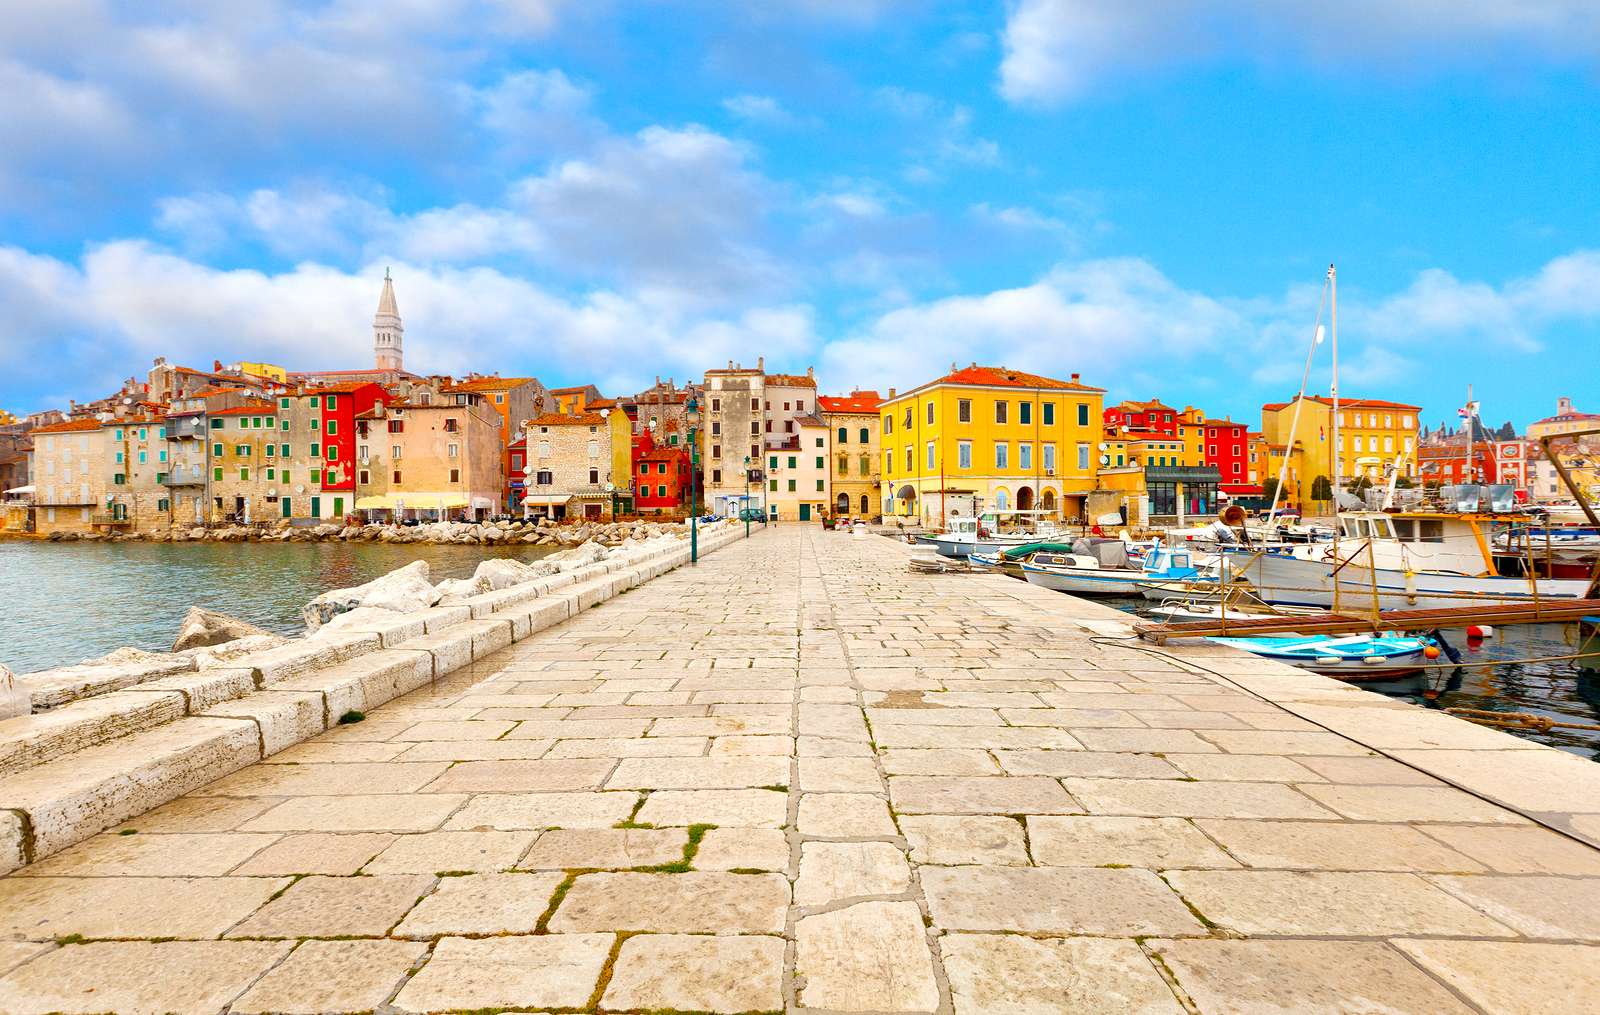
1104 399 1180 436
1198 417 1253 496
313 381 392 497
634 442 692 514
1418 440 1495 486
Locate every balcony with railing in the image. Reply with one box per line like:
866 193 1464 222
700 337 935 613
161 471 206 486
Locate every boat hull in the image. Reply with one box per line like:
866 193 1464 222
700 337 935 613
1208 635 1430 680
1022 565 1144 595
1223 548 1590 611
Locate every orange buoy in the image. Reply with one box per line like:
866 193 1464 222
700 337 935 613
1423 645 1441 660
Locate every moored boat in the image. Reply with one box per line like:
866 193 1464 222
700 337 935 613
1021 553 1147 595
1207 632 1433 679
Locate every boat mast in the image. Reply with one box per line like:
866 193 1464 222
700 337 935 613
1330 264 1339 499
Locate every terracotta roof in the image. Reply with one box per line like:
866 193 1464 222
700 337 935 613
1113 399 1175 412
587 396 619 410
1200 419 1246 428
817 393 882 413
445 377 539 392
794 413 827 428
310 381 385 395
206 402 279 417
639 446 690 462
31 419 104 434
763 374 817 388
1531 412 1600 425
919 366 1104 393
1265 395 1423 411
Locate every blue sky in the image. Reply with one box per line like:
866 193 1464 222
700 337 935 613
3 0 1598 431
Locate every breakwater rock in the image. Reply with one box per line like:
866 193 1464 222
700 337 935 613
42 517 701 546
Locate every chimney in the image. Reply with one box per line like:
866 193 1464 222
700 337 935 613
728 360 734 370
214 359 222 372
758 357 764 371
1071 373 1080 383
888 388 896 398
807 366 814 379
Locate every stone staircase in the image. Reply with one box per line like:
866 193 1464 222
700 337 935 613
0 526 746 872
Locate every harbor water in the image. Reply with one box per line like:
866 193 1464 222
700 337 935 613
2 540 562 675
1100 594 1600 762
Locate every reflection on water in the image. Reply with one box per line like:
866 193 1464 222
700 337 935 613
3 540 560 674
1097 593 1600 762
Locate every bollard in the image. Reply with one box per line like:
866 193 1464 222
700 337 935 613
691 515 698 563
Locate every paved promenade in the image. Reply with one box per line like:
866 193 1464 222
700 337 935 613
2 526 1598 1014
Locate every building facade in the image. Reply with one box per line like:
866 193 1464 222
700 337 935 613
516 412 623 519
1261 396 1423 497
881 366 1106 526
818 391 882 519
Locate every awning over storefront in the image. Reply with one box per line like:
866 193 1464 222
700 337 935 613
521 494 575 507
355 494 471 511
896 484 917 500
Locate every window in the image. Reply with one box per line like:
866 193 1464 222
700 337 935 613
788 456 797 469
816 479 825 492
904 406 913 430
995 443 1009 469
958 399 971 423
815 456 824 469
711 398 721 411
752 422 761 435
1020 402 1032 425
926 401 934 425
589 469 600 484
211 418 223 430
1164 414 1173 423
235 444 249 457
281 419 289 431
390 445 401 459
712 444 722 459
238 468 249 481
310 469 321 483
1209 428 1217 438
1233 445 1241 455
860 427 869 444
920 442 932 470
712 469 723 483
114 473 125 485
325 395 337 411
536 470 553 485
264 444 275 458
138 450 146 463
358 469 369 484
839 456 849 474
658 463 668 474
1209 444 1217 456
1233 463 1242 474
1384 436 1394 452
905 447 913 471
787 479 796 492
280 470 289 484
1403 416 1412 428
310 442 321 458
388 420 403 433
1020 443 1034 470
310 396 320 408
838 426 848 443
860 455 870 475
280 397 290 409
958 442 972 469
1045 444 1058 471
783 420 793 433
115 452 124 464
995 401 1008 424
797 400 805 411
213 467 222 481
883 414 893 435
392 470 402 483
280 443 290 457
493 394 503 404
752 398 760 411
539 441 551 458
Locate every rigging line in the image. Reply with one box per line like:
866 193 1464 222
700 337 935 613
1265 275 1329 532
1084 634 1600 854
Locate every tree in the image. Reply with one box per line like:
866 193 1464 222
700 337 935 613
1260 477 1280 505
1349 476 1374 497
1310 475 1333 502
1496 421 1517 440
1395 475 1416 489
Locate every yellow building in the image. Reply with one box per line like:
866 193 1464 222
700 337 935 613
880 365 1105 526
1261 396 1422 492
229 362 288 383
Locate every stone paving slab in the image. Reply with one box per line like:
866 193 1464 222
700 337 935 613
3 526 1599 1013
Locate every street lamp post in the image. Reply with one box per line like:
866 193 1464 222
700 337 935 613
742 456 751 537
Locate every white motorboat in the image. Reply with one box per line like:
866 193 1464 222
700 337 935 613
932 515 1043 558
1022 552 1147 595
1223 507 1590 610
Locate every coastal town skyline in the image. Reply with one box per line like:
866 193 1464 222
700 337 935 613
3 3 1599 423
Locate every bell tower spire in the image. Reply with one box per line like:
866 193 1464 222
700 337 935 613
374 268 403 373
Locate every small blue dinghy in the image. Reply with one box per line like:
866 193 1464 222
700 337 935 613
1207 633 1432 679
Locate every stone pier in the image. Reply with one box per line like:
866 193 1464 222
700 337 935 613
1 526 1597 1013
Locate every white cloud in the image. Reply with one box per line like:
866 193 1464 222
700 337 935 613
722 94 790 122
1000 0 1600 104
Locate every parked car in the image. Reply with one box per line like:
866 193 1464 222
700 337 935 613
738 508 768 523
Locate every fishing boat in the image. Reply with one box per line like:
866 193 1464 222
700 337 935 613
1222 503 1591 610
1207 632 1433 679
932 515 1043 558
969 542 1078 579
1134 545 1218 599
1146 587 1328 625
1021 552 1147 595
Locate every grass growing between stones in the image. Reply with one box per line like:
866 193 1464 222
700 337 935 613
338 710 367 724
533 870 596 934
632 823 716 874
614 792 652 829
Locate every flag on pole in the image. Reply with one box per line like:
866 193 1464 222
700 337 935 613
1457 401 1480 420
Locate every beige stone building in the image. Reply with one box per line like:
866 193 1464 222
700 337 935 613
28 415 182 534
205 401 291 523
353 396 502 520
818 391 883 519
700 360 818 518
761 413 831 522
28 420 105 533
516 412 623 520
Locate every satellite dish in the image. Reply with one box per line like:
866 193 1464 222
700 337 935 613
268 488 277 496
1099 454 1111 466
295 484 305 493
1099 442 1109 451
600 409 610 418
605 483 615 492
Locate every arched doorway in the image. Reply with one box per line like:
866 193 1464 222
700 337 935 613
860 494 870 514
993 489 1010 511
1016 486 1034 511
836 493 850 514
896 484 916 516
1041 489 1057 512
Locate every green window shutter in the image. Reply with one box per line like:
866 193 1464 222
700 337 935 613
815 456 823 469
327 420 336 435
788 479 796 492
214 467 223 481
788 456 796 469
280 397 289 409
281 443 289 457
240 468 249 480
326 395 337 410
115 429 123 440
816 480 824 492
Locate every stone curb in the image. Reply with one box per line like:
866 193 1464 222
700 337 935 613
0 525 747 871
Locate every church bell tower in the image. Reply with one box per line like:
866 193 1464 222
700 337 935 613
374 269 404 373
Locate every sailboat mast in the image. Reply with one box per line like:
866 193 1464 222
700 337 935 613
1330 264 1339 496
